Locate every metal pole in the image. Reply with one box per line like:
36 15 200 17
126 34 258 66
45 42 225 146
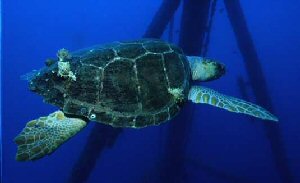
224 0 293 182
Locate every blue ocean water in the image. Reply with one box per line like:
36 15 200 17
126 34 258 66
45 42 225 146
2 0 300 183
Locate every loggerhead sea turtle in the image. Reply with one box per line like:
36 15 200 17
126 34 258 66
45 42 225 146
15 39 278 161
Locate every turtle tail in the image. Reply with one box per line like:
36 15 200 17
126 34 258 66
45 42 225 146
188 86 278 122
14 111 87 161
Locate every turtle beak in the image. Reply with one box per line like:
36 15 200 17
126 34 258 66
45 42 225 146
216 62 226 78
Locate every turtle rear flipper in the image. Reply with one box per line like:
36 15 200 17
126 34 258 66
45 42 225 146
14 111 87 161
188 86 278 122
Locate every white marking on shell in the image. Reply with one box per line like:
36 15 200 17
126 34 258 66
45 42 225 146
103 57 121 69
133 61 143 111
160 55 170 88
99 68 104 97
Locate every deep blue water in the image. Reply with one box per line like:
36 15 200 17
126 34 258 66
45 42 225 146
2 0 300 183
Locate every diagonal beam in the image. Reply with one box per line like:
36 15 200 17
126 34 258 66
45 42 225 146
186 157 256 183
67 125 122 183
224 0 294 182
143 0 181 38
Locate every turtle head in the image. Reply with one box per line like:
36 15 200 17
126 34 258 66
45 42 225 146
23 60 66 107
187 56 226 82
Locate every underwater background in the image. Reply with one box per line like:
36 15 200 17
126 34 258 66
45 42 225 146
2 0 300 183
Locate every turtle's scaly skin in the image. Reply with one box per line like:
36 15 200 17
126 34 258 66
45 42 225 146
31 39 190 128
14 111 87 161
188 86 278 121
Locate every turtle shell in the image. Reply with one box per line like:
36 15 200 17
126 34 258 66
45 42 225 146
63 39 191 128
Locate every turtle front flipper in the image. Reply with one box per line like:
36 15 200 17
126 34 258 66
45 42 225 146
14 111 87 161
188 86 278 122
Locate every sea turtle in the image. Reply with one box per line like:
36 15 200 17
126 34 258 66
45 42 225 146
15 39 278 161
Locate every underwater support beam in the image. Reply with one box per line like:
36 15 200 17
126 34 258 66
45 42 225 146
67 125 122 183
178 0 212 55
224 0 294 182
158 0 214 183
186 157 256 183
143 0 181 38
